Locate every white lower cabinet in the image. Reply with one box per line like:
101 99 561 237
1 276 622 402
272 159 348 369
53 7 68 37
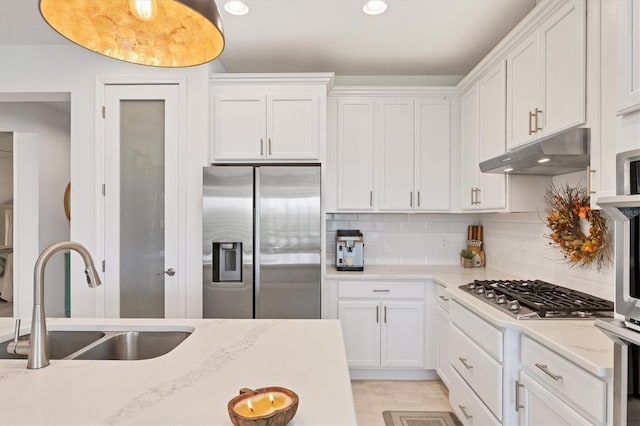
450 366 501 426
517 371 591 426
337 280 434 377
448 301 505 425
518 335 607 425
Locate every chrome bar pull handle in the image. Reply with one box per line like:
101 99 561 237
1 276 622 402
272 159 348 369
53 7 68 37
370 190 373 207
373 289 390 293
587 166 597 195
470 187 475 205
458 405 473 420
260 138 264 156
534 108 543 132
417 191 421 207
410 192 413 207
475 188 481 205
438 295 450 301
376 305 379 323
528 110 535 135
459 357 473 370
268 138 272 155
384 306 387 323
515 380 524 411
535 363 562 381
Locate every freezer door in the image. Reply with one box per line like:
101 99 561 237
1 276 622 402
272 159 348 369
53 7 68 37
203 166 254 318
256 166 321 319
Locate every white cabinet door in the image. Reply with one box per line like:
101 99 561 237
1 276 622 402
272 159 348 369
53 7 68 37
377 98 415 210
380 301 425 368
518 371 592 426
267 93 319 160
338 301 380 367
415 97 450 211
478 62 507 210
618 0 640 114
213 95 266 160
337 98 375 210
436 305 450 387
540 0 586 134
460 83 480 211
506 32 540 149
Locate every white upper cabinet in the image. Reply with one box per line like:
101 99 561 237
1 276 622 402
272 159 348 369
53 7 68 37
210 74 332 163
618 0 640 115
415 98 451 211
506 33 540 148
336 98 375 210
332 90 452 212
377 98 415 210
267 93 319 159
507 0 586 149
213 95 266 160
461 66 507 211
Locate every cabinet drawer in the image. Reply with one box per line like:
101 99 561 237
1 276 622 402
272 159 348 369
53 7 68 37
450 301 503 361
436 285 451 311
449 367 501 426
338 281 424 299
521 335 606 425
450 323 503 421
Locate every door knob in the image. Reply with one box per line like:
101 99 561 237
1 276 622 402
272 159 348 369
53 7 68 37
157 268 176 276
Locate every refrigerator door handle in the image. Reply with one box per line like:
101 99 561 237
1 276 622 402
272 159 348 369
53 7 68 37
254 168 261 319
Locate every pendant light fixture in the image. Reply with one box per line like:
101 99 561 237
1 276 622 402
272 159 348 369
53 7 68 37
39 0 225 67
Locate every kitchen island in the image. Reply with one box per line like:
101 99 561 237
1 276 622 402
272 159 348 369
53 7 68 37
0 318 357 426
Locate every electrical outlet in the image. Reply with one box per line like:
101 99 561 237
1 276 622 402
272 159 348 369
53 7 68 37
439 237 448 249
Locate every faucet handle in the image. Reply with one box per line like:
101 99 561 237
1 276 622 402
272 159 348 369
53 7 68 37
13 318 21 342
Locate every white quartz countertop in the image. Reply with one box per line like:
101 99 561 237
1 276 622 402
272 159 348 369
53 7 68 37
326 265 614 378
0 318 357 426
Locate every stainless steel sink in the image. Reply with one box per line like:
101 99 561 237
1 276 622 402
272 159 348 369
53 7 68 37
0 331 105 360
1 327 192 361
74 331 191 360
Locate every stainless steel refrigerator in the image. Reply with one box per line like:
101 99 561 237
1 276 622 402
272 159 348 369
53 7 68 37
202 165 321 319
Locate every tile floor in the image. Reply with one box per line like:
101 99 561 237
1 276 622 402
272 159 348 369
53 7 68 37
351 379 452 426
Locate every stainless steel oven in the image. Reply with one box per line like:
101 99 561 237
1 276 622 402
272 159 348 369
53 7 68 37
596 319 640 426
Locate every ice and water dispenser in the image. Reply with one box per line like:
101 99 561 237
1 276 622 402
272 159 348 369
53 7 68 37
212 242 242 282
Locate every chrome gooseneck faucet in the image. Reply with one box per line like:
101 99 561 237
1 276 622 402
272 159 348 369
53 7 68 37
7 241 102 369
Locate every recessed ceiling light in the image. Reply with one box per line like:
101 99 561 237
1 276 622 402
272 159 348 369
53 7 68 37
504 167 514 173
224 0 249 16
537 157 551 163
362 0 387 15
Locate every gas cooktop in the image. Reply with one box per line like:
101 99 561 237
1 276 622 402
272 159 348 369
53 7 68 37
459 279 614 320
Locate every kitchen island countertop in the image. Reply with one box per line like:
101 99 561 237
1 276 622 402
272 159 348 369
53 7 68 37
0 318 357 426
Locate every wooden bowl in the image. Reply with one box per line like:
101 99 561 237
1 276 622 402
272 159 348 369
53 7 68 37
228 387 299 426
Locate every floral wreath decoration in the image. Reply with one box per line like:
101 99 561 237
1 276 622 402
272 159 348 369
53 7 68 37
544 184 611 271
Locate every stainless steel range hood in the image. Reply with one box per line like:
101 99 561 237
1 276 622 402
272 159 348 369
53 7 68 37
479 128 590 175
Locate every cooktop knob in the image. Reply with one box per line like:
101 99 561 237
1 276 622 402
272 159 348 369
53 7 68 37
485 290 496 299
508 300 520 311
475 286 485 294
496 295 506 304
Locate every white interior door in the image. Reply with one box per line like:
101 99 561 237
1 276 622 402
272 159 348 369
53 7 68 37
103 85 180 318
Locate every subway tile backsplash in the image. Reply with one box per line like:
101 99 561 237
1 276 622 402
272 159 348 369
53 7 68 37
326 212 614 301
326 213 481 266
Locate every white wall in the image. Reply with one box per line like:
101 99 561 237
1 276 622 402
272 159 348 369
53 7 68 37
0 102 70 316
0 45 211 317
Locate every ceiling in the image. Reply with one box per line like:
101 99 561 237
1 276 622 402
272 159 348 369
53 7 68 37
1 0 537 76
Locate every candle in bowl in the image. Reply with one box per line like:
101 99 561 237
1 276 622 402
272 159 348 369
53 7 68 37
228 387 299 426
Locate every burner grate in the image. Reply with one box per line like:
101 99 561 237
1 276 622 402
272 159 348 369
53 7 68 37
466 279 614 319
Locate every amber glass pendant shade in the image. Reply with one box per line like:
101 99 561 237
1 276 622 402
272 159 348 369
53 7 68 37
39 0 225 67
